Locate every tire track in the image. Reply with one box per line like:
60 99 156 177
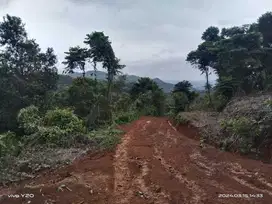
132 160 170 204
113 128 134 204
153 147 206 204
2 117 272 204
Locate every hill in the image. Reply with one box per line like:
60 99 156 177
64 70 206 92
67 71 175 92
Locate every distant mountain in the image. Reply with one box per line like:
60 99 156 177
61 70 207 93
57 74 73 89
69 70 107 80
153 78 174 93
68 71 174 92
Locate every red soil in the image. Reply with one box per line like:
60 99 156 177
1 116 272 204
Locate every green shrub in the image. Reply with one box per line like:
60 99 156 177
212 94 229 111
113 93 131 113
24 126 66 146
0 131 20 156
114 111 139 125
172 92 189 114
17 105 41 135
88 127 122 150
220 117 260 154
68 78 106 118
264 99 272 107
23 126 90 148
18 108 87 147
174 114 189 125
43 108 85 133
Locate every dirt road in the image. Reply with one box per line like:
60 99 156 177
1 117 272 204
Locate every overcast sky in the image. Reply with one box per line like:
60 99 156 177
0 0 271 81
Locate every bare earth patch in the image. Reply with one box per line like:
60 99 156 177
1 117 272 204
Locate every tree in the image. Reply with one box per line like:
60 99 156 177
112 75 128 98
0 15 58 132
130 78 165 116
62 46 88 78
173 80 197 102
84 32 107 84
130 77 159 100
173 80 192 93
172 92 189 114
84 32 125 103
221 26 247 38
202 26 220 42
186 42 216 106
258 12 272 48
67 78 104 118
187 13 272 105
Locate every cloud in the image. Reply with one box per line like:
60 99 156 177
126 56 209 81
0 0 271 81
0 0 14 7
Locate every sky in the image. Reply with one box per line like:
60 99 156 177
0 0 271 82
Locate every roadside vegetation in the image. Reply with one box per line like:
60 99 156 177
1 11 272 183
0 14 168 183
172 12 272 160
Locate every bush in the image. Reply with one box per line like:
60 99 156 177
220 117 260 154
113 93 131 113
88 127 122 150
17 105 41 135
17 107 88 147
0 131 20 156
23 126 66 146
68 78 106 118
212 94 229 111
173 113 189 125
189 92 229 112
171 92 189 114
114 111 139 125
135 91 157 116
43 108 85 133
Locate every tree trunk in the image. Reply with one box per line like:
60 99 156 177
107 76 113 103
205 69 212 107
93 61 97 94
107 71 114 123
82 67 85 78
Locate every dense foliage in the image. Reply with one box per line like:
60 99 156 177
187 12 272 109
0 15 58 132
0 14 170 162
182 12 272 157
1 11 272 162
